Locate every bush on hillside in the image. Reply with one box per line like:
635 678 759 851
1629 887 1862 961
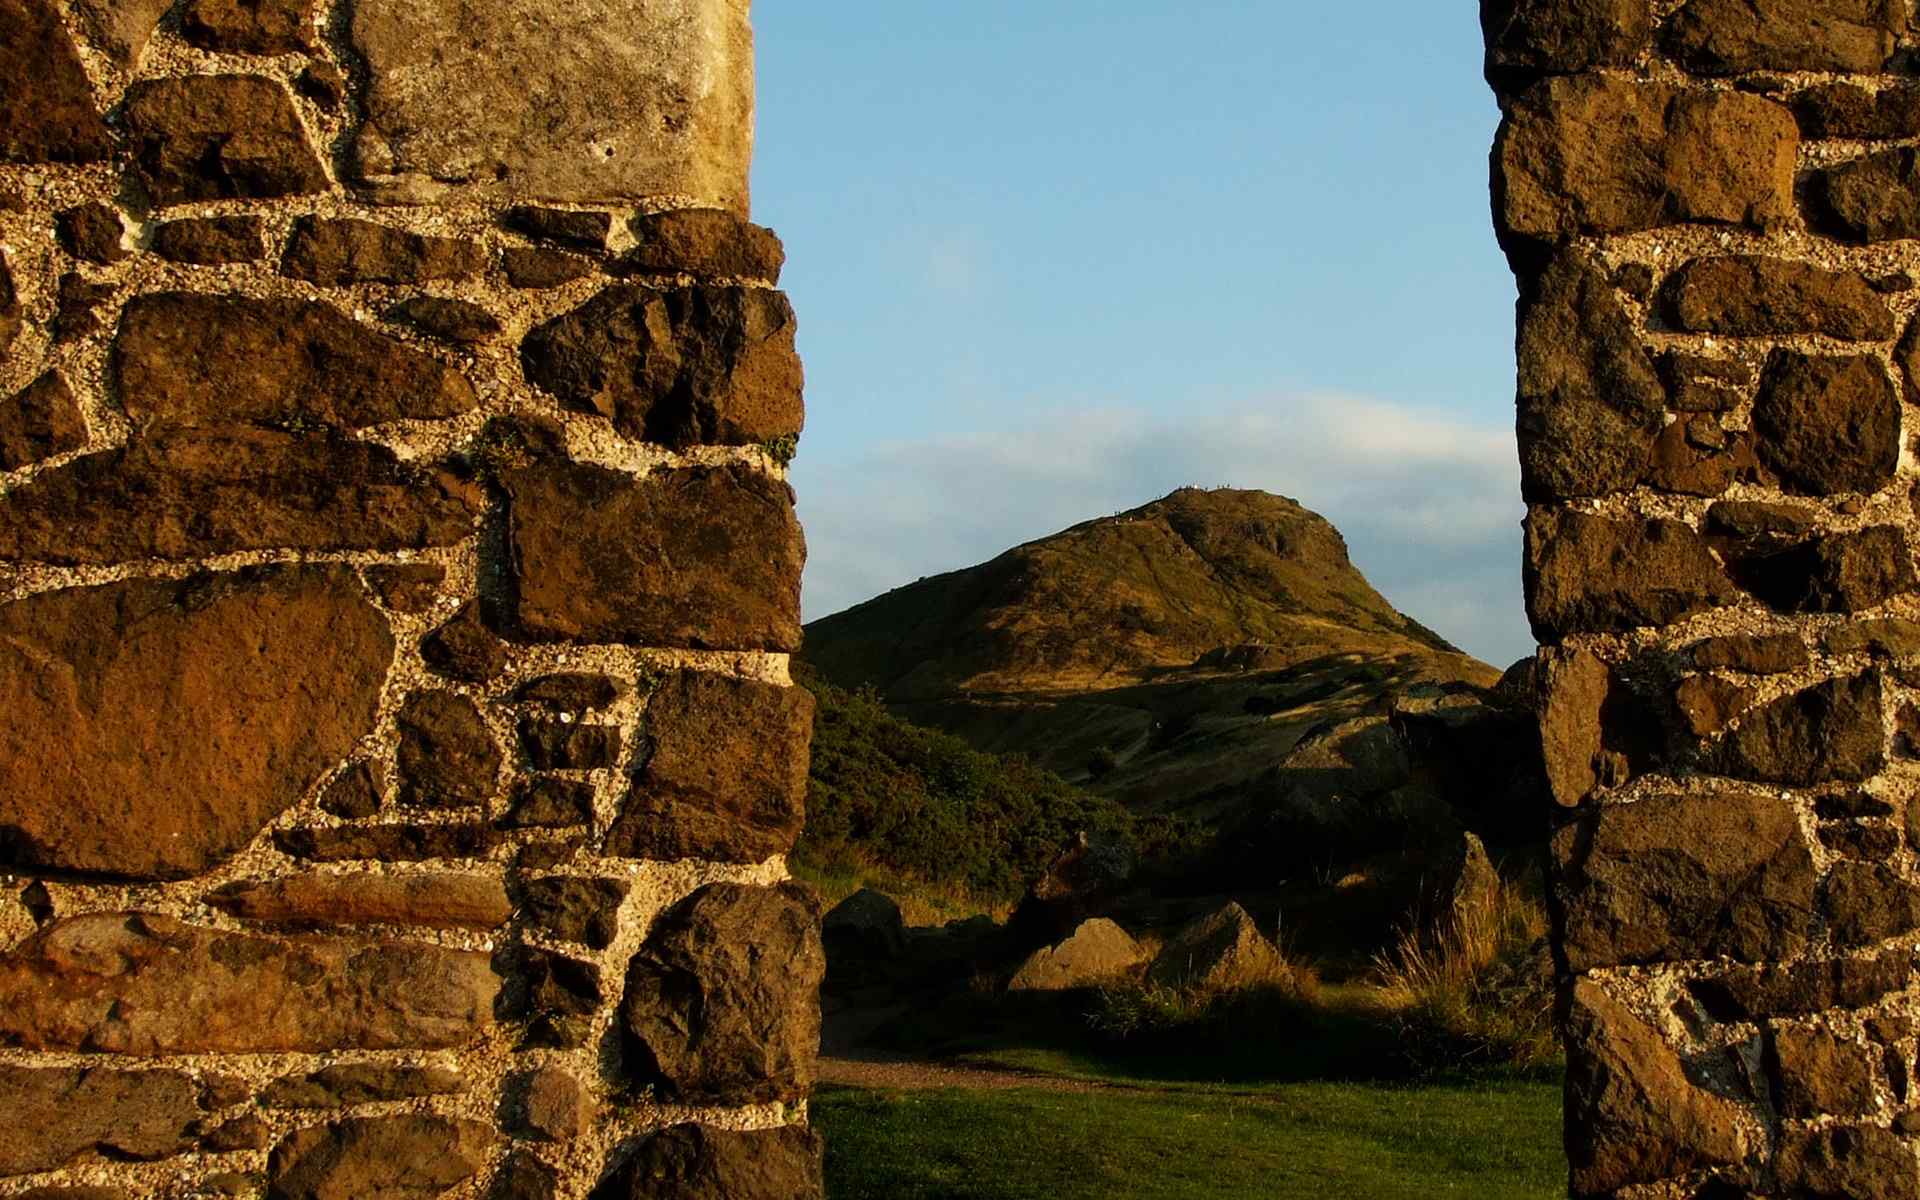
797 669 1162 902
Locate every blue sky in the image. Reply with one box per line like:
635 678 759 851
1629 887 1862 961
753 3 1532 667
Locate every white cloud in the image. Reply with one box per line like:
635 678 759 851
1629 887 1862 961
792 394 1533 667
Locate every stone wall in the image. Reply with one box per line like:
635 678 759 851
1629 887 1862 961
0 1 823 1197
1487 1 1920 1195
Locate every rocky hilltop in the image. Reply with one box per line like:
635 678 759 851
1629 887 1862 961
804 487 1509 827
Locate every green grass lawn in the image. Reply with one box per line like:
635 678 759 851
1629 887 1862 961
816 1077 1563 1200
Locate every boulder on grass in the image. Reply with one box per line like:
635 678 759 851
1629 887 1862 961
1148 902 1289 990
1007 918 1145 992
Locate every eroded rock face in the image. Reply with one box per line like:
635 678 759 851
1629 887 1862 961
277 823 501 864
1730 526 1917 614
1565 982 1750 1194
606 672 812 863
121 76 327 205
113 292 478 431
0 428 484 564
0 913 498 1053
1554 791 1817 970
267 1116 493 1200
1147 902 1288 989
593 1124 824 1200
0 568 391 879
0 1066 207 1175
522 285 803 448
1497 76 1796 240
0 0 114 163
1009 919 1145 992
1770 1025 1879 1118
350 0 753 207
620 883 823 1103
504 461 804 650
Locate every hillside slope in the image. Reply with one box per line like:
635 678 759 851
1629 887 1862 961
804 488 1502 821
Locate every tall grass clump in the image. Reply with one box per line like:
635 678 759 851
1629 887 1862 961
1373 874 1559 1077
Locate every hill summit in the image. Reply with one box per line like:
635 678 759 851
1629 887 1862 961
806 486 1467 701
804 487 1503 823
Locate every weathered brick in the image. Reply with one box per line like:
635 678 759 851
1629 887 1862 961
1659 257 1894 341
283 216 487 285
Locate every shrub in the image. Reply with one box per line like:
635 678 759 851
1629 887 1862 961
795 667 1165 903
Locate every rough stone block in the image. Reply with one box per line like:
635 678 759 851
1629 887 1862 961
1554 790 1816 970
122 76 326 205
594 1124 824 1200
1776 1124 1920 1200
260 1064 466 1109
504 461 804 650
617 209 786 282
1730 526 1917 614
0 1066 207 1175
519 719 621 770
0 428 484 564
150 216 267 265
283 217 487 286
0 0 113 163
501 779 596 830
1659 257 1894 341
1810 148 1920 243
1515 251 1662 501
1712 672 1886 786
267 1116 493 1200
0 913 498 1052
606 672 812 863
114 292 477 431
396 690 502 810
620 883 823 1103
1564 981 1749 1195
350 0 753 208
0 568 391 879
1525 509 1739 640
1825 862 1920 947
1691 953 1914 1020
1794 81 1920 141
1770 1025 1880 1117
1750 353 1899 497
1664 0 1904 75
209 872 512 931
180 0 316 55
421 602 509 683
522 285 803 449
519 876 628 949
0 371 86 471
1496 76 1796 240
